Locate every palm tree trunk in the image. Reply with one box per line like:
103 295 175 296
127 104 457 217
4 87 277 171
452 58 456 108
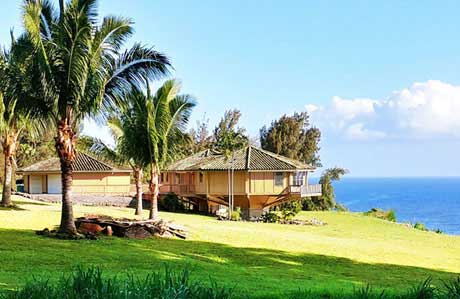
55 119 77 235
149 166 159 220
1 152 13 207
1 132 17 207
134 167 143 215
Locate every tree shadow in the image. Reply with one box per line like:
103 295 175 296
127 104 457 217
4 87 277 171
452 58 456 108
0 205 26 211
0 229 458 297
12 200 49 206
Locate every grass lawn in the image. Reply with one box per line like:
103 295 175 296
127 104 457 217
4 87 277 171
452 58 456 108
0 196 459 297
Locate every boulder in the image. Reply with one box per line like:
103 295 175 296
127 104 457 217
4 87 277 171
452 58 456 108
78 222 104 234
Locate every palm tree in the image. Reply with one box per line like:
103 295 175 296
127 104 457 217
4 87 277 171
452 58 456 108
22 0 171 235
117 80 195 220
81 118 146 216
0 34 40 207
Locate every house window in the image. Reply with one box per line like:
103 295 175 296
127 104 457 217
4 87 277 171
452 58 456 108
293 172 305 186
165 173 169 182
199 172 204 183
160 173 164 183
175 173 181 184
274 172 284 186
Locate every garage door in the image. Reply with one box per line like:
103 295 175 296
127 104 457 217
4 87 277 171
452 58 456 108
30 175 43 194
47 174 62 194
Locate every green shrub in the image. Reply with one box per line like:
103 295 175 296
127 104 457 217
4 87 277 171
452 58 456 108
230 207 242 221
2 268 459 299
405 277 435 299
261 211 281 223
335 203 349 212
364 208 397 222
353 284 386 299
160 192 185 212
301 196 326 211
279 200 302 220
414 222 428 231
442 276 460 299
0 267 233 299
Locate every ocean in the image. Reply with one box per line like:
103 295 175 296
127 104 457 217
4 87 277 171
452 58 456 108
327 177 460 235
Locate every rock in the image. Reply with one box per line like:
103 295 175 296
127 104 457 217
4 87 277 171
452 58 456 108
123 225 152 239
74 215 188 239
78 222 104 234
105 225 113 236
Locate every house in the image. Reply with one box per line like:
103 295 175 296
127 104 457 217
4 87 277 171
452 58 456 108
17 153 132 196
160 145 322 219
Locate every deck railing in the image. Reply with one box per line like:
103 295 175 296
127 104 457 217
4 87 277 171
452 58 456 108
289 184 322 196
159 184 195 194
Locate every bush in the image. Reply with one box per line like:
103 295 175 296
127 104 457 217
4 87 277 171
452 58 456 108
230 207 242 221
2 267 459 299
160 192 185 212
442 276 460 298
406 277 435 299
301 196 348 211
335 203 348 212
261 211 281 223
414 222 428 231
279 200 302 220
364 208 397 222
0 267 233 299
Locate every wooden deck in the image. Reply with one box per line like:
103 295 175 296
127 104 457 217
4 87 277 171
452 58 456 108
289 184 322 197
160 184 196 195
159 183 322 197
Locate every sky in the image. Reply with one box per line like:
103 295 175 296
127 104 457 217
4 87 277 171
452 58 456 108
1 0 460 177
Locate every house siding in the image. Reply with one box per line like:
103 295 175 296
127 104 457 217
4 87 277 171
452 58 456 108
249 172 289 195
23 172 131 196
207 171 246 195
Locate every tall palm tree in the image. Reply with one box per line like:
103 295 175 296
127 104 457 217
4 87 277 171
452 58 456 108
0 34 40 207
81 118 146 216
118 80 195 220
22 0 171 235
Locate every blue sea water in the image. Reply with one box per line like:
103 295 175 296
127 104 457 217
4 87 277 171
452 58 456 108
327 177 460 235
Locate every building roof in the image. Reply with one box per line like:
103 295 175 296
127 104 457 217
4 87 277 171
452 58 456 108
166 146 316 172
18 153 131 174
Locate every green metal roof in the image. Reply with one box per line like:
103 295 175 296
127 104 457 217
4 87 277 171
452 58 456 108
166 146 315 172
18 153 131 173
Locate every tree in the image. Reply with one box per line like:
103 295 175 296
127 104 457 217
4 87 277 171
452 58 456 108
212 109 248 154
189 115 213 153
23 0 171 235
260 112 321 167
16 128 55 169
118 80 195 220
0 33 39 206
80 117 147 216
303 167 348 211
211 109 248 214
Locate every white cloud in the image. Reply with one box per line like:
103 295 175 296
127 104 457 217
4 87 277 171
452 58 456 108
81 118 115 146
345 123 386 140
307 80 460 140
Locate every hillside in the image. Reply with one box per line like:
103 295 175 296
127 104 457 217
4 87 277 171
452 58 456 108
0 197 459 297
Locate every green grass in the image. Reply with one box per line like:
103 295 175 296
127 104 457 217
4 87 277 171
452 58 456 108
0 196 459 297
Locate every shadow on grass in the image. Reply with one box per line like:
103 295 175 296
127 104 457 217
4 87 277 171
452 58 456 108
12 200 49 206
0 229 458 297
0 205 26 211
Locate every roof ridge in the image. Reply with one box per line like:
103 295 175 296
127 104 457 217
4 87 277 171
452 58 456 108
19 157 59 172
77 152 115 170
250 146 311 169
165 145 314 172
246 146 251 169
